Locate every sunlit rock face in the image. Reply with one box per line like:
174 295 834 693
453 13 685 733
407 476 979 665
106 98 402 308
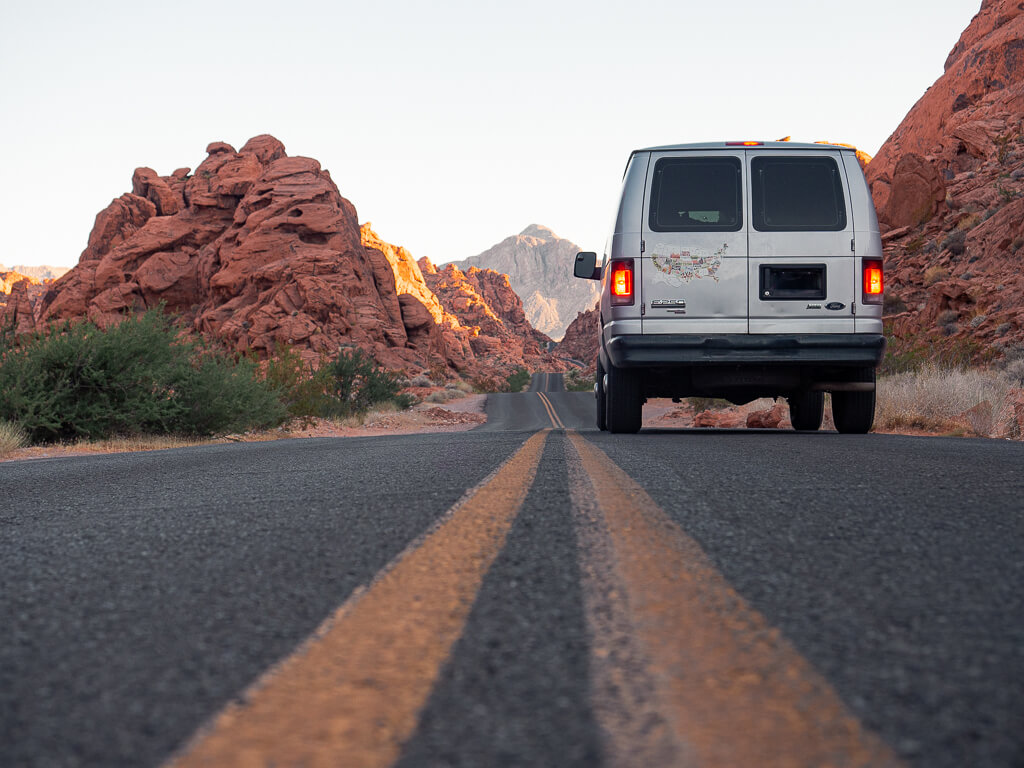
555 303 599 371
865 0 1024 362
19 137 521 376
417 258 556 372
17 135 561 378
448 225 600 340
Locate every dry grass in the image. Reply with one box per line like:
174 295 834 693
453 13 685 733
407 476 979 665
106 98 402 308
876 365 1014 436
924 265 949 285
0 421 28 457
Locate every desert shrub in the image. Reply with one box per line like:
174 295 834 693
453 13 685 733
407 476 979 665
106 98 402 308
904 235 925 254
956 212 982 231
941 230 967 255
471 375 503 393
427 362 449 383
924 265 949 285
409 374 432 387
264 344 333 418
688 397 731 412
996 133 1012 164
0 311 286 443
997 346 1024 385
174 345 287 436
321 347 414 418
505 367 531 393
564 368 595 392
996 183 1018 203
425 389 461 403
0 420 27 456
876 364 1012 435
882 292 907 314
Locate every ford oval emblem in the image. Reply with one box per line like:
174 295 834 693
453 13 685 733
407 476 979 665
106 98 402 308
825 302 845 311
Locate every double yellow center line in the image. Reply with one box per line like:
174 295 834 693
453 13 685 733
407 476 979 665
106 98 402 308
537 391 564 429
167 397 902 768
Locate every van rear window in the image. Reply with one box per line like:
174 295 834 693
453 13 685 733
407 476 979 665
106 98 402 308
752 156 847 231
649 157 742 232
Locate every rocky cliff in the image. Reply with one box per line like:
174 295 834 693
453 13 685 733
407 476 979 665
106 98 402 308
418 258 554 369
866 0 1024 360
0 265 70 281
3 136 548 378
450 225 599 340
1 272 47 336
556 303 599 370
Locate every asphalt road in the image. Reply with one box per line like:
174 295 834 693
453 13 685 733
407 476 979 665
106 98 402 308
2 373 1022 767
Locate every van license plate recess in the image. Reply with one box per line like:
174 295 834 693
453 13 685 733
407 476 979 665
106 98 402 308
759 264 826 301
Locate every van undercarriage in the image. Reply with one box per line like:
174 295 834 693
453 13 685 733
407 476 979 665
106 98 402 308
602 332 885 402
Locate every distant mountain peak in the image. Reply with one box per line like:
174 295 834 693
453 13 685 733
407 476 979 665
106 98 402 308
519 224 556 239
451 225 598 340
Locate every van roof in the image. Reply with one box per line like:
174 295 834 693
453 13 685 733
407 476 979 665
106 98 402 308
635 141 858 153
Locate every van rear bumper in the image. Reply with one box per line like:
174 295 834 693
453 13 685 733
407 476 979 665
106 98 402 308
605 333 886 368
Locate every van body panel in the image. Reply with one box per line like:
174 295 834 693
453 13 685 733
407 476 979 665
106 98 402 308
747 149 856 333
613 153 649 242
640 150 748 333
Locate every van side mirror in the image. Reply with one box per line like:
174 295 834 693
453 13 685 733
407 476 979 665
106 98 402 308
574 251 601 280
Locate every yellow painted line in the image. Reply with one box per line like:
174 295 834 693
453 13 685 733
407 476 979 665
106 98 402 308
566 432 904 768
166 430 550 768
537 391 565 429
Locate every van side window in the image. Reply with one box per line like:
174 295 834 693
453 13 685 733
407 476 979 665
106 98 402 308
752 157 847 231
649 157 742 232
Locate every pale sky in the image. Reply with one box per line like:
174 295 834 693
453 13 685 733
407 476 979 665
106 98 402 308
1 0 982 268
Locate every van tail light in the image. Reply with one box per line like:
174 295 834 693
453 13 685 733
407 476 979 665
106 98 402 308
863 259 883 304
610 259 634 306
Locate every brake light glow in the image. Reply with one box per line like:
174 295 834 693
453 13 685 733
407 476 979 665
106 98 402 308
726 141 764 146
610 259 634 306
863 259 883 304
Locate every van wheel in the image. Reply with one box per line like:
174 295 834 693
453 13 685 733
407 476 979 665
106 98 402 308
595 358 608 431
832 369 876 434
788 391 824 431
606 362 642 433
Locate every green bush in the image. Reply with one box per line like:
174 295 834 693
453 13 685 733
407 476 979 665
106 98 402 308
505 367 530 393
320 346 415 418
564 369 595 391
0 311 286 443
264 344 333 418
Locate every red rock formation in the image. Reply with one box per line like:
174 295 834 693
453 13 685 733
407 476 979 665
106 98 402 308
26 135 553 377
555 303 599 370
418 259 554 370
865 0 1024 361
0 279 40 336
1 272 48 335
746 401 791 429
693 409 746 429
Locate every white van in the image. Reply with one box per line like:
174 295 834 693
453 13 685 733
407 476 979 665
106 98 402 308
573 141 886 434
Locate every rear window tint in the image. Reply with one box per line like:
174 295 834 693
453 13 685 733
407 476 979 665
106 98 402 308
752 156 847 231
649 157 742 232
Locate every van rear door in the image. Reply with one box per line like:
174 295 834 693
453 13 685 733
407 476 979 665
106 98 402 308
746 150 856 333
640 151 748 334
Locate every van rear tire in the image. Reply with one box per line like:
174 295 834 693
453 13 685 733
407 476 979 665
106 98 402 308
788 391 824 431
606 362 642 434
595 358 608 431
832 369 876 434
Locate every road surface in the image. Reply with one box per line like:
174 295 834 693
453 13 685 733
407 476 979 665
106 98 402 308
2 373 1022 767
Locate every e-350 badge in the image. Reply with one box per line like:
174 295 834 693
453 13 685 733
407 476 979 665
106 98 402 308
652 299 687 314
